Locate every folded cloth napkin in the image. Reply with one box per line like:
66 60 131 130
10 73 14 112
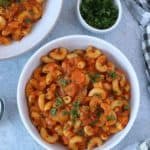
124 1 150 148
125 0 150 93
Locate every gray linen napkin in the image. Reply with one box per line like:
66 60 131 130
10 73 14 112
124 1 150 149
125 0 150 93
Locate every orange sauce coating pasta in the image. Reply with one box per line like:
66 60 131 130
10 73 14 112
26 46 130 150
0 0 45 45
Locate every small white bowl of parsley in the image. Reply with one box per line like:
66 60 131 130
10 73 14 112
77 0 122 33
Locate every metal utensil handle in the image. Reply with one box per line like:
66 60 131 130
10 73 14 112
0 98 4 120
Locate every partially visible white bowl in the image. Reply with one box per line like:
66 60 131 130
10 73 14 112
17 35 140 150
0 0 63 60
77 0 122 33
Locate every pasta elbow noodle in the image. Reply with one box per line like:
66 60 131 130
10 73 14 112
86 46 101 58
84 126 94 136
112 79 122 95
87 137 102 150
46 73 53 85
100 133 108 141
89 96 102 112
41 55 55 63
40 128 58 144
107 61 115 71
31 111 40 119
49 48 68 60
55 125 63 136
77 61 86 69
63 96 72 104
120 74 126 87
111 100 123 109
32 6 42 20
36 0 44 3
67 53 78 59
38 94 45 111
69 136 83 149
28 95 35 104
124 83 130 92
88 88 107 99
44 101 53 111
17 11 31 23
74 120 81 130
93 81 103 88
0 16 6 30
116 122 123 131
63 130 74 138
95 55 108 72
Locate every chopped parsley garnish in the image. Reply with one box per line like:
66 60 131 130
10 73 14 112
0 0 11 7
73 101 80 108
29 9 34 15
0 0 24 7
70 109 79 121
55 92 59 97
77 129 84 136
62 110 69 115
107 115 116 121
70 101 80 121
94 93 101 97
80 0 118 29
24 18 32 24
112 90 118 95
96 109 102 118
90 119 98 126
89 73 101 83
124 105 129 110
50 108 57 116
58 78 70 87
108 71 117 79
55 97 64 107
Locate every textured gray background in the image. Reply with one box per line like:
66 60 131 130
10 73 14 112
0 1 149 150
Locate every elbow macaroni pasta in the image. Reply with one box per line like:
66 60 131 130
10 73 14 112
26 46 131 150
0 0 45 45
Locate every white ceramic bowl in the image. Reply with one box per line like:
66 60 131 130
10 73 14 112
17 35 140 150
77 0 122 33
0 0 63 60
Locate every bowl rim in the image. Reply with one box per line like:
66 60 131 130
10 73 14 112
77 0 123 33
0 0 63 60
17 35 140 150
